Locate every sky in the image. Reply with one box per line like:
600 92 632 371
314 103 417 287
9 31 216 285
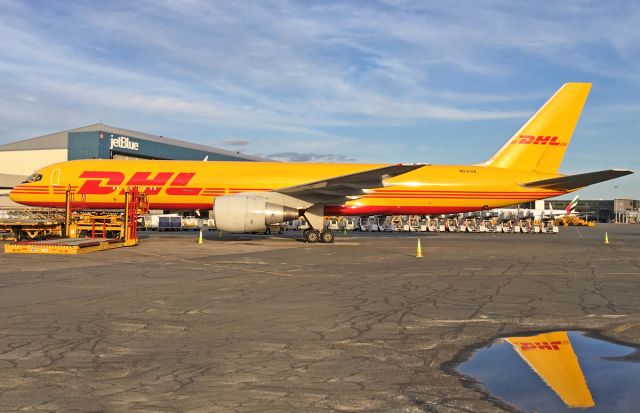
0 0 638 199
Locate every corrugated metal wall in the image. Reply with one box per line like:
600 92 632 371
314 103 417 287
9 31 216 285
0 149 68 175
0 128 258 178
68 132 104 159
68 131 251 161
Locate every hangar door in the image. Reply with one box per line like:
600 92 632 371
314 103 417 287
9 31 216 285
111 152 163 160
112 153 152 160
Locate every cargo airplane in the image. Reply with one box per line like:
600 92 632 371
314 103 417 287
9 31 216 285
10 83 632 243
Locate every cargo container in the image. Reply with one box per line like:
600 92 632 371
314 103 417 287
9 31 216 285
158 215 182 231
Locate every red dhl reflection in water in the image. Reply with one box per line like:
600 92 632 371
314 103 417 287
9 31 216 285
505 331 595 408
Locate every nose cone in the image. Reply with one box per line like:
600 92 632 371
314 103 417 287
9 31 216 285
9 186 22 204
8 183 33 206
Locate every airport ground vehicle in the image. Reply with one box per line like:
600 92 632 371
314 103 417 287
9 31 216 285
3 188 146 254
138 214 158 231
181 216 201 230
0 208 66 240
204 218 216 231
10 83 632 244
339 218 356 231
264 224 285 235
326 219 340 231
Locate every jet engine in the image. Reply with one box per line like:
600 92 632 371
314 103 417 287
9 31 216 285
213 195 299 232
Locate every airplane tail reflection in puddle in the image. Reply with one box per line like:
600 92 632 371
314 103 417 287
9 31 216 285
505 331 594 408
457 330 640 412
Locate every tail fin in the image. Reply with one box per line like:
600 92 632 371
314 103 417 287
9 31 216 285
482 83 591 173
565 195 579 215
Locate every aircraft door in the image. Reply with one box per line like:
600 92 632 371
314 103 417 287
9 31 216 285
51 169 60 186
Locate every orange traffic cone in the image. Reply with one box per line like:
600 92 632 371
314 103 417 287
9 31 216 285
416 238 423 258
604 232 609 244
197 229 203 244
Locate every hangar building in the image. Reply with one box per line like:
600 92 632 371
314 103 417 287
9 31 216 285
520 199 640 223
0 123 264 206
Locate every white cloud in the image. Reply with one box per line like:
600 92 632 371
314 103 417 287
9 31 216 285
220 139 250 147
0 0 550 135
0 0 638 192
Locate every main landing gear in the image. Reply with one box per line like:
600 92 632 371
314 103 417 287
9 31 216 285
302 228 334 244
300 207 334 244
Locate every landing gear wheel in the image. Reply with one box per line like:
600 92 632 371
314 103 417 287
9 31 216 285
320 231 335 243
264 227 271 235
304 229 321 243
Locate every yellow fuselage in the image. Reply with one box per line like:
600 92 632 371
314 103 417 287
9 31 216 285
10 159 567 215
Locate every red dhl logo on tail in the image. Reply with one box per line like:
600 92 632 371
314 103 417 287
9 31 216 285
511 135 567 146
77 171 201 196
515 340 570 351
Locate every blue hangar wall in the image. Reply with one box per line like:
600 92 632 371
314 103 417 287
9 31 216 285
68 131 249 161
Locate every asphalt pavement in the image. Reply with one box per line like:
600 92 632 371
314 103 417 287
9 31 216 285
1 224 639 412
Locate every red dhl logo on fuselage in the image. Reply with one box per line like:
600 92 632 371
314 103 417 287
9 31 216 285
77 171 201 196
511 135 567 146
514 340 570 351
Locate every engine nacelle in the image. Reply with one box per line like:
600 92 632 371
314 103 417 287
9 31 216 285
213 195 299 232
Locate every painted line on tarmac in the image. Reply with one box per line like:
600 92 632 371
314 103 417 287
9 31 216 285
136 250 293 277
612 322 638 334
177 258 293 278
411 318 507 324
601 272 640 275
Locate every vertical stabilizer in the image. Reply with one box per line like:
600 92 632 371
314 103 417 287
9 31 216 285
483 83 591 173
566 195 580 215
506 332 594 408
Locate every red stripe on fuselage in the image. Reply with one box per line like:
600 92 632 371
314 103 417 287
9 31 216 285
325 205 486 215
364 195 550 199
19 200 486 216
17 201 217 210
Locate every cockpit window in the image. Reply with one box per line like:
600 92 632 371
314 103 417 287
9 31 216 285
22 172 43 183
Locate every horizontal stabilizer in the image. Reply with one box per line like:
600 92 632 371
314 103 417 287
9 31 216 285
522 169 633 191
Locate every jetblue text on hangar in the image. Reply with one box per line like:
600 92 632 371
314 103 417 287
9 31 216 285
110 136 140 151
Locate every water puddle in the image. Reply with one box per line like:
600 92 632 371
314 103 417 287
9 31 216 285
456 331 640 412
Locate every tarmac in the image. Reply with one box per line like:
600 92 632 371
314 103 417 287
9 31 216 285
1 224 639 412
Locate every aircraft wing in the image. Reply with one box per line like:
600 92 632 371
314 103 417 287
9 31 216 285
275 163 427 204
521 169 633 191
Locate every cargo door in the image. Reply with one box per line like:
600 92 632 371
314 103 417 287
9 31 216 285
50 168 60 186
